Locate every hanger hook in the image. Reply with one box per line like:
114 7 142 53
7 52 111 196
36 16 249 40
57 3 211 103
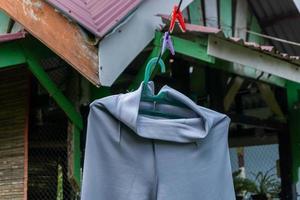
143 57 166 84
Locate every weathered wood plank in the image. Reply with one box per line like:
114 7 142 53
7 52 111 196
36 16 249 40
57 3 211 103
0 0 99 85
224 77 244 111
208 36 300 84
0 67 28 200
257 83 285 120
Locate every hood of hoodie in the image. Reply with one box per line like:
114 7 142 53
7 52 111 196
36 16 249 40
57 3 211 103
90 82 229 143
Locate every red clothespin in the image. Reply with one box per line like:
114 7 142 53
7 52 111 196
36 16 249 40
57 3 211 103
169 5 186 33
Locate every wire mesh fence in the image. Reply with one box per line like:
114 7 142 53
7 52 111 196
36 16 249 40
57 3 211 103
230 144 281 198
230 144 280 178
28 117 78 200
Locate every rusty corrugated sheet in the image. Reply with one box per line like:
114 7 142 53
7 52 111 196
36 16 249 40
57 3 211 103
46 0 142 37
0 31 26 43
160 14 300 66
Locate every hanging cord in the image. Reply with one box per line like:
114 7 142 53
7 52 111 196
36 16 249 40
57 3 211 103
152 0 183 71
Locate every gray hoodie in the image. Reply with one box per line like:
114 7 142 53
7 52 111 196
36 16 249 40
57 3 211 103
81 82 235 200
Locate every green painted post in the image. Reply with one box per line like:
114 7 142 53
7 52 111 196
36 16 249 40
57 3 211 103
90 86 111 101
248 15 264 45
0 12 10 33
287 81 300 185
0 42 26 68
72 125 81 187
22 47 83 130
219 0 232 37
189 0 203 25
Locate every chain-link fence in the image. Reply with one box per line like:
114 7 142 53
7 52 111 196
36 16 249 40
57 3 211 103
230 144 280 177
28 114 78 200
230 144 281 198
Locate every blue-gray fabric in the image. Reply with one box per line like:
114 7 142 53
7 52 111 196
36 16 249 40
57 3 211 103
81 82 235 200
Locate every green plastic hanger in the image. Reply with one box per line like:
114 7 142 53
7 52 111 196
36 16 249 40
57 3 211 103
140 57 186 118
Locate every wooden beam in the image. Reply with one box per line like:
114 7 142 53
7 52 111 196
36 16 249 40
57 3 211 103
224 76 244 111
257 83 285 120
0 0 99 85
208 35 300 85
229 134 278 147
229 114 286 130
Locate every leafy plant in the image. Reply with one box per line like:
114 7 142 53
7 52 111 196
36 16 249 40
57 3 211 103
232 170 257 196
251 168 281 198
232 168 281 199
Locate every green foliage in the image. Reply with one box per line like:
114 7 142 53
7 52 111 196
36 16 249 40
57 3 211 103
232 168 281 198
57 164 63 200
232 170 256 195
252 168 281 198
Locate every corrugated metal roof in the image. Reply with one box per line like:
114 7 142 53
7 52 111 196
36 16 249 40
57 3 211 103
160 15 300 66
46 0 142 37
0 31 26 43
249 0 300 56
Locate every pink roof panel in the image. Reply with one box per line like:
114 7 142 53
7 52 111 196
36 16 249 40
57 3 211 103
46 0 142 37
0 31 26 43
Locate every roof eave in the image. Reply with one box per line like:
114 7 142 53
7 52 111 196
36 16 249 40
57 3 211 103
0 0 100 86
